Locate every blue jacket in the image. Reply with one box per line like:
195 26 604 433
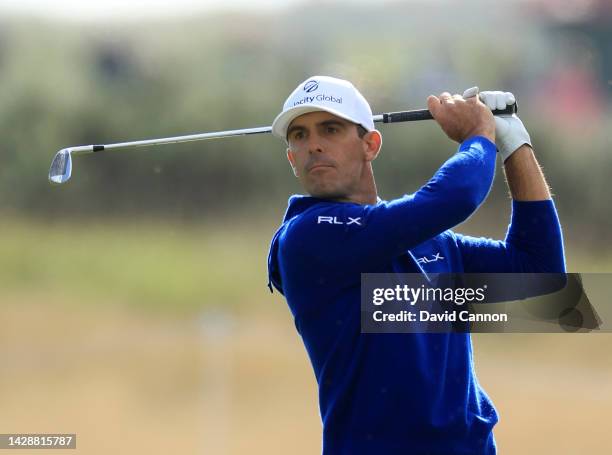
267 136 565 454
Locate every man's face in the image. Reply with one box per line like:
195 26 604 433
286 111 379 201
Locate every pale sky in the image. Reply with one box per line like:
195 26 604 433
0 0 438 22
0 0 308 21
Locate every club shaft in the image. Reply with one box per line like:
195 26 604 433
69 126 273 155
68 104 517 155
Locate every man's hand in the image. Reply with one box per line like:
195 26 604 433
427 88 495 144
474 91 549 200
476 90 532 162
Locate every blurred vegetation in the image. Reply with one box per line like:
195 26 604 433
0 217 278 315
0 2 610 251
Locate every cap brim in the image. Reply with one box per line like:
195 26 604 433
271 104 368 140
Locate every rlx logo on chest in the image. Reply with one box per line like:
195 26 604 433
317 216 362 226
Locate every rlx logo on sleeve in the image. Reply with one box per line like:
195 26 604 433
317 216 362 226
416 253 445 264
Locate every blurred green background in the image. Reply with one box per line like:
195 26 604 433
0 0 611 454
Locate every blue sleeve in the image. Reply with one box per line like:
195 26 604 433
455 199 566 273
281 136 497 272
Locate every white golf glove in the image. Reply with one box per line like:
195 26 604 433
463 88 531 162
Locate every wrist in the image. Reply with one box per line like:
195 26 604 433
461 134 497 152
467 128 495 144
504 144 533 165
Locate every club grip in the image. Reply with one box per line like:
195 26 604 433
382 103 518 123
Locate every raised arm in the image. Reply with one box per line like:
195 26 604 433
457 92 565 273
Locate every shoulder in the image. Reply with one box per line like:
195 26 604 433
278 200 379 261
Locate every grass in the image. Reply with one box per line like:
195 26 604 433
0 217 280 315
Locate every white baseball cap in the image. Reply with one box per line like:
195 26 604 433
271 75 375 140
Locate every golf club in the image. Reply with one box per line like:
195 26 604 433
48 103 517 185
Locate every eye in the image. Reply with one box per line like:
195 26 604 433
289 130 304 141
326 126 338 134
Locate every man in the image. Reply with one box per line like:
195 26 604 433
266 76 565 454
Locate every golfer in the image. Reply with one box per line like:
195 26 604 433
267 76 565 454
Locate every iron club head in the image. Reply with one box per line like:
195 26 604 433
48 148 73 185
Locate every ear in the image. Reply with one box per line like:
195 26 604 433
362 130 383 162
286 148 299 177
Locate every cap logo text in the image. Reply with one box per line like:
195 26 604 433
292 94 343 106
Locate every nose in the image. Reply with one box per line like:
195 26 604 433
306 132 324 154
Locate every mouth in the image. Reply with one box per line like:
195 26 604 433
308 163 335 173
